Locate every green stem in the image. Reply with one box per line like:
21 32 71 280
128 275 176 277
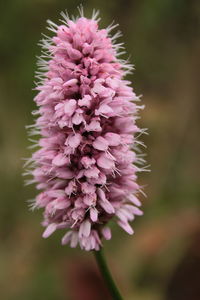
93 248 124 300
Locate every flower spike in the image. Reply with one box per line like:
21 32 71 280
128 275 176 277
26 9 146 251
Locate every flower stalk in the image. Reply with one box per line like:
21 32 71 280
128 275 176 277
94 248 123 300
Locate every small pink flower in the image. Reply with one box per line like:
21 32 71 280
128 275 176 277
26 9 146 251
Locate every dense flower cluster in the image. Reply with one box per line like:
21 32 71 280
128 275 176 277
26 10 145 250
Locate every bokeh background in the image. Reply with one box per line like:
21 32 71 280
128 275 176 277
1 0 200 299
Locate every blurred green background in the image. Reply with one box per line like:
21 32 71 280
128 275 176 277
1 0 200 299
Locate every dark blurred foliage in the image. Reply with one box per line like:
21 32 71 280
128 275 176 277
0 0 200 299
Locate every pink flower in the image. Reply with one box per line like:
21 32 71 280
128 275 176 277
26 9 145 251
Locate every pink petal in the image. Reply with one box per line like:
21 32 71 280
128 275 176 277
116 210 129 223
67 133 82 148
101 227 112 240
83 193 96 206
64 99 76 116
83 43 93 55
106 77 120 89
46 189 65 198
85 120 102 132
42 223 57 238
119 207 135 221
56 168 74 179
127 194 141 207
100 199 115 214
90 207 98 222
67 47 82 60
54 198 70 209
76 169 85 179
104 132 121 146
81 182 96 194
52 153 69 167
62 231 72 245
79 220 91 238
92 82 106 94
78 95 92 107
63 78 78 87
72 113 84 125
129 206 143 216
93 136 109 151
117 220 134 235
84 166 100 179
97 153 115 169
95 104 113 116
97 188 107 201
81 156 96 168
70 232 79 248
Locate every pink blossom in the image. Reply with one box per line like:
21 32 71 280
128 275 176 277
26 10 146 251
